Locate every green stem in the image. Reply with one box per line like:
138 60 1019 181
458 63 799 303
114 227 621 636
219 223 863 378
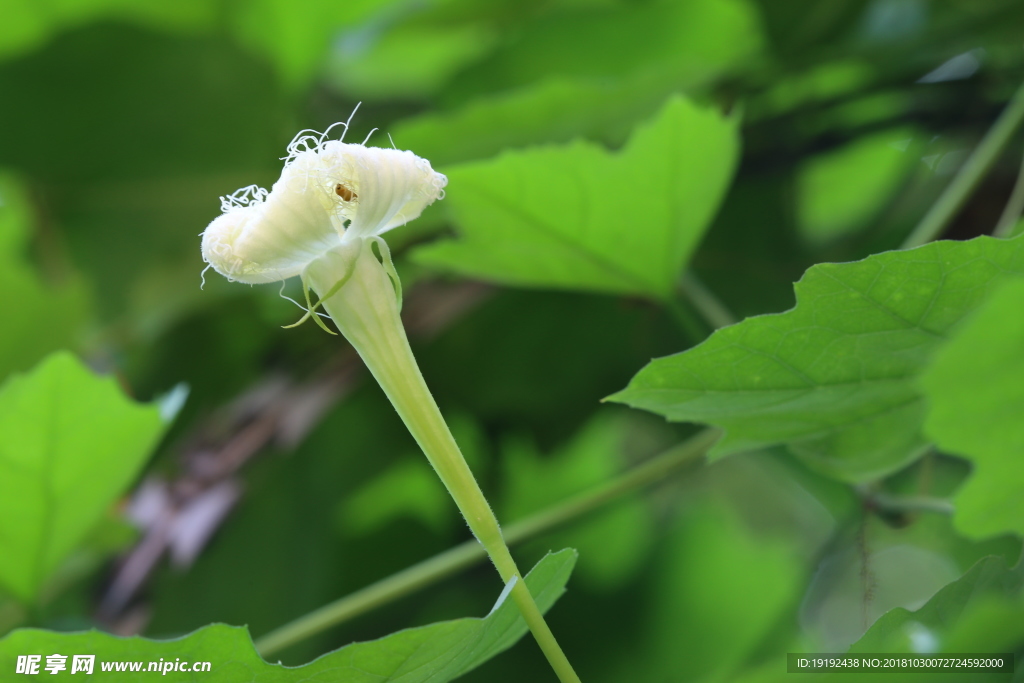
902 80 1024 249
666 299 708 341
255 428 719 657
303 240 580 682
679 273 737 329
994 145 1024 237
869 492 955 516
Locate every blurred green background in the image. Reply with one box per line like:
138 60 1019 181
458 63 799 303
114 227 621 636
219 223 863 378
2 0 1024 680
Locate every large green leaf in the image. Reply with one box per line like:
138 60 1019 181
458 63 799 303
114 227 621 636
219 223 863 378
0 352 165 602
413 95 740 301
920 278 1024 539
0 549 577 682
610 235 1024 482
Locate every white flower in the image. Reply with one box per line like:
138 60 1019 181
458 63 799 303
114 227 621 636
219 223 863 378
201 127 447 285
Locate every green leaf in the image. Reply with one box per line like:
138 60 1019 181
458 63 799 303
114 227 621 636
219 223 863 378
413 95 740 301
609 235 1024 482
0 352 165 602
0 549 577 682
920 278 1024 539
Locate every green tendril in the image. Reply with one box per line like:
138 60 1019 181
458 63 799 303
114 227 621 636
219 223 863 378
282 264 356 335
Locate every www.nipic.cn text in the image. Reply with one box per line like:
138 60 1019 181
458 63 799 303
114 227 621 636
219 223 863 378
15 654 212 675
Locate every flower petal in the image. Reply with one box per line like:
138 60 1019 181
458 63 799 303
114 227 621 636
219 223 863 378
312 142 447 240
201 133 445 285
201 156 342 284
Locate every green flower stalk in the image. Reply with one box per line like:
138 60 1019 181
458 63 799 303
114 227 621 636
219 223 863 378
200 123 581 683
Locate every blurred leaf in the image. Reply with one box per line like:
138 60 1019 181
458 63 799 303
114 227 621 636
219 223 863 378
338 413 486 536
852 554 1024 654
0 24 291 320
414 96 739 301
731 555 1023 683
0 0 214 62
393 75 687 167
637 500 803 682
500 413 654 590
610 235 1024 482
0 352 165 602
921 278 1024 539
339 458 453 536
445 0 762 103
0 549 577 682
0 26 287 181
825 91 915 133
796 129 922 244
0 173 91 382
0 171 31 252
752 61 873 119
802 535 962 651
227 0 397 88
327 20 496 100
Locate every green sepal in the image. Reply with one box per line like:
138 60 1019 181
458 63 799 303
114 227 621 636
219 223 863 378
281 249 361 335
372 235 403 311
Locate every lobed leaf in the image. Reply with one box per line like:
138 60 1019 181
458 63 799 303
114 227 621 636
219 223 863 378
921 278 1024 539
414 95 740 302
610 235 1024 482
0 352 165 602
